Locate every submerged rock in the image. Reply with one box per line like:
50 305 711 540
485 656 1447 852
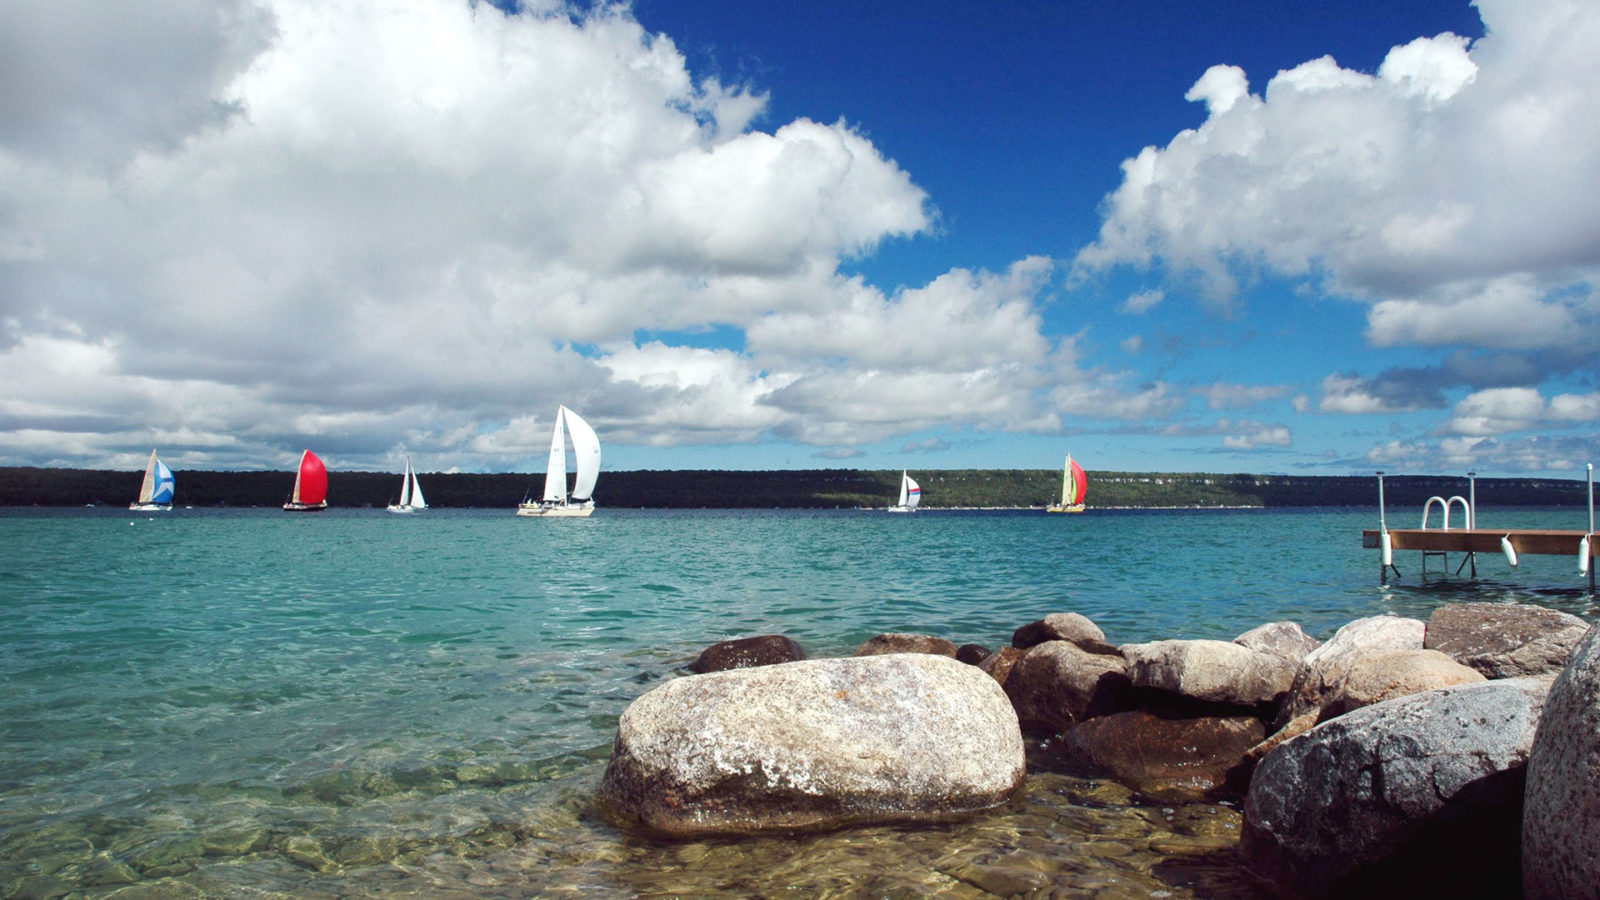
852 633 958 657
1243 677 1550 899
1523 621 1600 900
687 634 806 674
1122 639 1295 708
1425 601 1591 679
1003 640 1129 736
597 653 1025 837
1012 612 1117 654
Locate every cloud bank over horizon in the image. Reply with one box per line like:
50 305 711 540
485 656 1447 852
0 0 1596 477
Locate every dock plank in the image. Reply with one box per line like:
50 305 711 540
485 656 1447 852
1362 529 1595 556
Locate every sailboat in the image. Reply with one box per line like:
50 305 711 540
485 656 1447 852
516 405 600 518
129 449 175 511
282 449 329 512
887 471 921 512
385 456 427 514
1046 453 1087 513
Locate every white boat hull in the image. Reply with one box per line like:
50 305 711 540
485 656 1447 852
516 501 594 518
386 504 421 514
1046 503 1085 514
283 501 327 512
129 503 172 512
886 505 916 513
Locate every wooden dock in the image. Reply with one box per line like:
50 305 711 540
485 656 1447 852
1362 528 1595 557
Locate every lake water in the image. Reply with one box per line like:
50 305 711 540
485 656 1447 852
3 506 1595 898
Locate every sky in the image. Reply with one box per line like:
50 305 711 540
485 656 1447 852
1 0 1597 478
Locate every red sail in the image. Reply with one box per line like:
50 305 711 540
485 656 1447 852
296 450 328 505
1069 458 1088 506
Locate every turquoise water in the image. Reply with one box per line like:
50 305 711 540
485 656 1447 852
2 506 1594 897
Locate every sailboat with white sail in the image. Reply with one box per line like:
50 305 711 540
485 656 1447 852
516 405 600 518
386 457 427 514
1046 453 1087 513
129 449 175 511
888 471 921 512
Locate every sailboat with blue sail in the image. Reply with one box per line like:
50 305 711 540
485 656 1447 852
129 449 175 511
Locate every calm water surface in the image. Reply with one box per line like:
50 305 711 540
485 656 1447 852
2 506 1594 898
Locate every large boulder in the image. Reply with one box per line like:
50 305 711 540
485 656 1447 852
598 654 1025 837
1011 612 1117 654
853 633 958 657
687 635 806 674
1002 640 1129 736
978 646 1024 687
1243 677 1551 899
1123 639 1296 708
1523 620 1600 899
1322 648 1485 716
1276 615 1426 726
1053 709 1265 801
1425 602 1591 679
1234 621 1320 665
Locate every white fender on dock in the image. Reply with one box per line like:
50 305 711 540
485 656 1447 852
1380 531 1393 567
1581 535 1591 575
1501 535 1519 567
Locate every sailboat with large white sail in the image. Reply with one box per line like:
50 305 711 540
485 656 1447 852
887 471 921 512
129 449 175 511
516 405 600 518
386 457 427 514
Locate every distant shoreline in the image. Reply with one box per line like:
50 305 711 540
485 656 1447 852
1 466 1590 510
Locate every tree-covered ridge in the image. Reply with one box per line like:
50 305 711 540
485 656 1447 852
0 466 1590 509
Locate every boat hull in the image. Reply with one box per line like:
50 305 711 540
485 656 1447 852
1046 504 1085 514
385 504 422 514
886 506 916 513
515 501 594 518
282 501 328 512
129 503 172 512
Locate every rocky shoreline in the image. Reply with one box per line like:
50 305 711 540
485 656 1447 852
597 603 1599 898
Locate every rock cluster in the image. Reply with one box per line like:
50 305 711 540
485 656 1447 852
596 601 1598 899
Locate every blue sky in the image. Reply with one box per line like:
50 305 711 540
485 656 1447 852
1 0 1596 478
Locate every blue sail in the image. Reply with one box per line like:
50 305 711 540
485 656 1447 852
151 460 175 504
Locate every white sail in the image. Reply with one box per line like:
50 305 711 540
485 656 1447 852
564 406 601 502
138 449 158 504
398 459 413 507
897 471 909 507
904 474 921 510
542 409 568 503
408 465 427 509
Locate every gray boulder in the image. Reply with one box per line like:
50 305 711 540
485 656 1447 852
1523 620 1600 899
598 654 1025 837
1276 615 1426 725
1425 602 1591 678
1243 677 1551 899
1002 640 1128 736
1011 612 1117 654
1123 639 1296 707
1234 621 1320 665
853 632 958 657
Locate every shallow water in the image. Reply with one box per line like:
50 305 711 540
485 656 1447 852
2 506 1594 897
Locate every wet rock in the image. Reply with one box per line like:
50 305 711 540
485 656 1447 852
1234 621 1320 665
597 653 1025 837
852 632 958 657
1425 602 1590 679
1323 648 1485 716
1275 615 1426 726
978 646 1024 687
687 634 806 674
1123 640 1295 708
1003 640 1129 736
1012 612 1117 654
281 834 336 872
1524 620 1600 899
1229 710 1318 792
1053 709 1265 800
955 643 991 665
1243 677 1550 899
